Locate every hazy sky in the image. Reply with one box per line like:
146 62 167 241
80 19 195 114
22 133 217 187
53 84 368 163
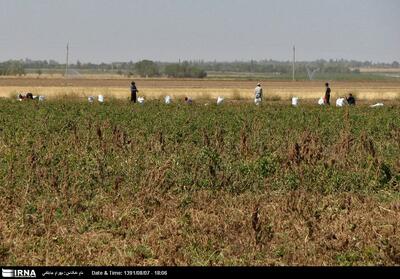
0 0 399 63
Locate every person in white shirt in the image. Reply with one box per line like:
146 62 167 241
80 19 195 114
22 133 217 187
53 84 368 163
254 83 263 105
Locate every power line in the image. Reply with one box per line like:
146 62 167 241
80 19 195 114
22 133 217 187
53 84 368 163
65 42 69 78
292 45 296 81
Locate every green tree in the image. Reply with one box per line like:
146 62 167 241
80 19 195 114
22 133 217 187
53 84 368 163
164 62 207 78
135 60 160 77
0 60 25 76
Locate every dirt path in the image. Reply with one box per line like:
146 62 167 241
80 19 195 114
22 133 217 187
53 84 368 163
1 77 400 89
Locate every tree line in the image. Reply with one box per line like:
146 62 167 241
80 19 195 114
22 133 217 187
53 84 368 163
1 58 399 77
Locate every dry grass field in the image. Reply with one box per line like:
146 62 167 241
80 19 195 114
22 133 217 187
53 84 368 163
0 77 399 102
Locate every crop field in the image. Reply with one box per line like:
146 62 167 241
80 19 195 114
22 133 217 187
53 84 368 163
1 77 400 102
0 99 399 266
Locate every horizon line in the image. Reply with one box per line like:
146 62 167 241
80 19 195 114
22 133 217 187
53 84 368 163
1 58 399 65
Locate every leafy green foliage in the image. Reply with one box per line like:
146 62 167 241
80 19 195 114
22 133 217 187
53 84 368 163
0 100 398 194
134 60 160 77
0 100 399 265
0 60 25 76
164 62 207 78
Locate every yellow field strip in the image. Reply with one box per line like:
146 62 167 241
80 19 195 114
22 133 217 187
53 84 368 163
0 86 399 100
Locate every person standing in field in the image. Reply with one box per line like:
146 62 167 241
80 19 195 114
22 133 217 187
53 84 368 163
130 81 139 103
324 82 331 105
254 83 263 105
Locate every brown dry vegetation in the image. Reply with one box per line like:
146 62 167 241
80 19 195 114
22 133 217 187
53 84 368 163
1 190 399 265
0 100 399 266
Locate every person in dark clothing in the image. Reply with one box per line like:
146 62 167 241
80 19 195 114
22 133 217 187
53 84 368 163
18 93 34 100
324 83 331 105
347 93 356 106
184 96 193 104
130 81 139 103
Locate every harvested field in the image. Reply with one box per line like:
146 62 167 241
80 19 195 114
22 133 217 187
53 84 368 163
1 77 400 89
1 77 400 101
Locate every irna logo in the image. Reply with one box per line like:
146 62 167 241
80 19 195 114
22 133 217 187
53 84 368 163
2 269 36 278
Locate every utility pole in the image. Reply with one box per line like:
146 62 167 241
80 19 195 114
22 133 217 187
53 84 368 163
292 45 296 81
65 42 69 78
